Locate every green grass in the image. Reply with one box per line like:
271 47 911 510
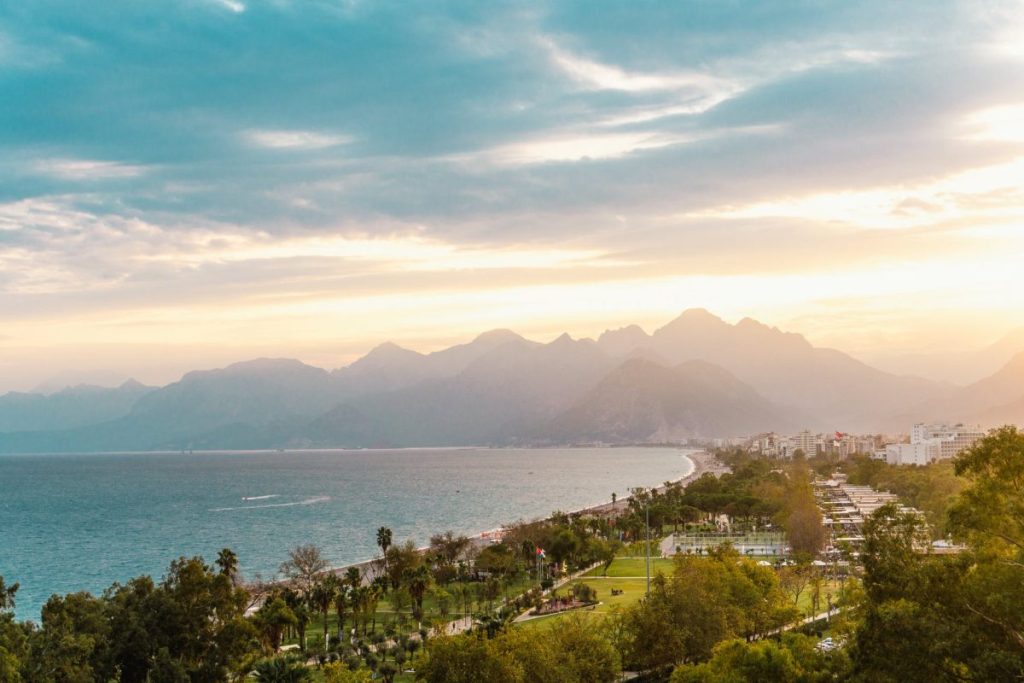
793 580 843 617
583 557 675 577
518 576 648 630
517 556 675 630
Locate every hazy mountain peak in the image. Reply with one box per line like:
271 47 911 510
340 343 425 373
653 308 730 339
596 324 651 356
544 354 790 442
31 370 130 395
736 316 767 329
222 358 321 374
677 308 727 324
549 332 575 346
472 329 522 345
366 341 422 358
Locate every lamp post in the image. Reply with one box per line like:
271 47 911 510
645 498 651 596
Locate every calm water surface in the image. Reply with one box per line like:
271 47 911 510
0 447 693 619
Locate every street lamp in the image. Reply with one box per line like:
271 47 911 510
645 497 651 596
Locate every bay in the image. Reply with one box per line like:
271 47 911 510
0 447 693 620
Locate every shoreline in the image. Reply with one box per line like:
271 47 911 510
314 449 725 587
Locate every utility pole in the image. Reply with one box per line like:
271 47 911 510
645 500 651 596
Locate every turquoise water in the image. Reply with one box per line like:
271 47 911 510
0 447 693 620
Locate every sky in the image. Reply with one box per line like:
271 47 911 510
2 0 1024 392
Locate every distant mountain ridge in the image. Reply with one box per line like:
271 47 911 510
543 358 793 443
2 309 1022 453
0 380 154 433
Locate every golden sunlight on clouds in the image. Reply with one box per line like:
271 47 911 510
138 232 620 272
688 156 1024 230
964 103 1024 142
481 130 692 164
6 246 1022 360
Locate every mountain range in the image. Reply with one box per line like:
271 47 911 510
2 309 1023 453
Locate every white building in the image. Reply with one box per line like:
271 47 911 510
790 430 819 457
885 442 940 466
910 423 986 461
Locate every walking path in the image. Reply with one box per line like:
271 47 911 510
512 562 602 623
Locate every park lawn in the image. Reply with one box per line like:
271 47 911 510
584 557 675 578
792 579 844 617
518 577 648 630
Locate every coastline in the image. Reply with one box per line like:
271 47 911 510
572 449 725 519
315 449 726 586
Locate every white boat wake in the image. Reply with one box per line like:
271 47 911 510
241 494 280 501
211 495 330 512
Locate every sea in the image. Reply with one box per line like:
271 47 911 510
0 447 694 620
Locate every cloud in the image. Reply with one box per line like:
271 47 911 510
962 103 1024 142
242 129 353 150
474 131 692 165
541 36 731 95
32 158 147 181
1 0 1024 387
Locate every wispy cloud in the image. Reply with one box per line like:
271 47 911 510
475 131 692 165
213 0 246 13
542 37 730 95
32 158 147 180
243 129 352 150
1 0 1024 389
962 103 1024 142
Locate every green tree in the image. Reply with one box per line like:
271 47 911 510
254 656 312 682
671 633 850 683
216 547 240 583
405 565 432 622
0 579 21 683
385 540 422 591
782 472 826 556
551 614 621 682
377 527 393 581
256 597 299 652
333 581 351 639
416 634 522 683
614 550 796 672
322 661 373 682
310 578 336 638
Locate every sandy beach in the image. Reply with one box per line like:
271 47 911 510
317 449 726 586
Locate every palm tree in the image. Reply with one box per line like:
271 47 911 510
404 565 431 623
345 566 362 591
309 578 335 637
216 548 239 584
332 583 350 639
365 584 382 635
255 597 298 652
253 656 311 682
376 526 393 583
379 662 398 683
292 602 311 652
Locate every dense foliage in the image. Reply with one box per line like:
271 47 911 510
612 549 798 672
417 615 619 683
4 428 1024 681
0 557 256 682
